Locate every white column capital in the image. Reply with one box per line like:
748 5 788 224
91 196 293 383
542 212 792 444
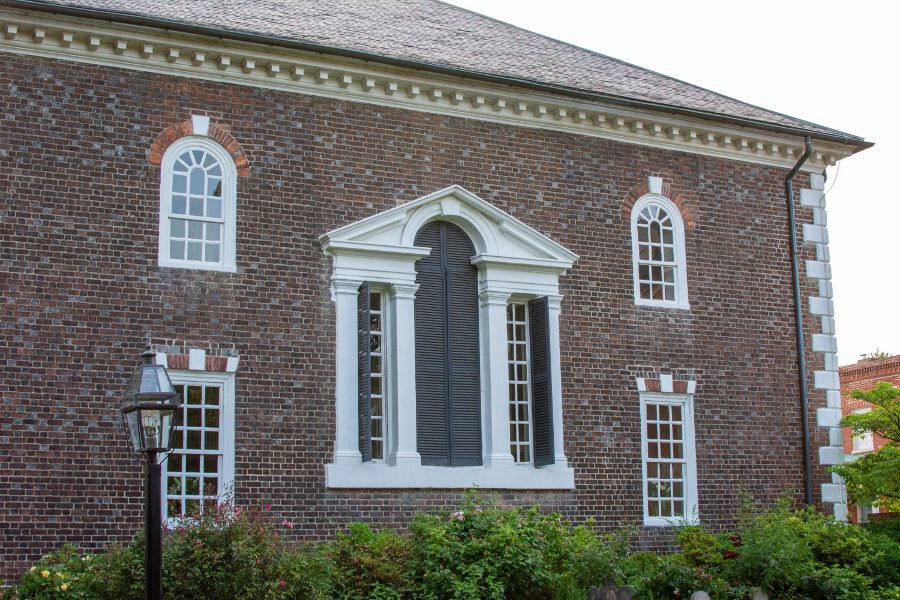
479 289 512 306
546 294 564 311
331 278 364 297
389 282 419 300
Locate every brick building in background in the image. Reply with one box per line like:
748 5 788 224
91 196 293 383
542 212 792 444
0 0 871 579
840 355 900 522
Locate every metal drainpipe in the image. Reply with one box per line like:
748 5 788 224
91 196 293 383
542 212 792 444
785 136 814 506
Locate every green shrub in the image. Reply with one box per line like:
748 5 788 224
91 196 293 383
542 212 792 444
865 518 900 543
406 492 619 599
326 522 412 599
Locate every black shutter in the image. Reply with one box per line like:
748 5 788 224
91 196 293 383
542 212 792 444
445 224 482 466
414 223 450 465
528 297 555 466
358 282 372 462
414 221 482 466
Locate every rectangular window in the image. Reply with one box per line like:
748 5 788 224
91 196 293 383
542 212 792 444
641 393 697 525
369 292 385 461
851 408 874 453
507 302 532 463
163 373 234 520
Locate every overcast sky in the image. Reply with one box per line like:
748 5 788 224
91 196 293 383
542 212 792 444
445 0 897 366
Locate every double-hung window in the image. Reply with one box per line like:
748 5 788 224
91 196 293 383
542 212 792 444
162 372 235 521
851 408 874 453
631 195 689 309
158 137 237 272
640 392 698 525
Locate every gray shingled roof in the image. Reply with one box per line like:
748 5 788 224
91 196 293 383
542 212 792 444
14 0 865 143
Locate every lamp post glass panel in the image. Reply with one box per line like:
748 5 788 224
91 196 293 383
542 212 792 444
121 348 180 600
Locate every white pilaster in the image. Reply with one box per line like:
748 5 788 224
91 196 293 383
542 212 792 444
479 288 515 468
332 278 364 465
389 283 422 467
547 295 568 467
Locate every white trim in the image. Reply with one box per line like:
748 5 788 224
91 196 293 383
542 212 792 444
850 408 874 454
631 192 690 310
640 391 699 526
323 186 576 488
326 461 574 489
158 136 237 272
161 370 236 522
0 8 851 174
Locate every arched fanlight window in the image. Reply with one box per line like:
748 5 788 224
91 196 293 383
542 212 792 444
158 138 237 272
631 196 689 309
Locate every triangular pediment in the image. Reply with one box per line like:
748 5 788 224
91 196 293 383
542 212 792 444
321 186 577 269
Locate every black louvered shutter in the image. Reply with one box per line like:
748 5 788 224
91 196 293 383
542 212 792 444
445 224 482 466
528 297 555 466
414 223 450 465
358 282 372 462
414 221 482 466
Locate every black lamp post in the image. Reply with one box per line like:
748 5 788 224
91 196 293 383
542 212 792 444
121 347 180 600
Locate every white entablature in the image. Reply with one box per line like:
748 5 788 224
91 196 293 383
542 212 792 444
321 185 578 297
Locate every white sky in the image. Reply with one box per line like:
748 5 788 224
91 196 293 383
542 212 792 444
445 0 898 366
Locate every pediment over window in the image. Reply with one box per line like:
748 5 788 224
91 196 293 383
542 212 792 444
320 186 578 275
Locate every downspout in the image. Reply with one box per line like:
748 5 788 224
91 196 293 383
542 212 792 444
785 136 813 505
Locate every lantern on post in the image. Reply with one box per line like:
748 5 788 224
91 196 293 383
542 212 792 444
120 346 180 600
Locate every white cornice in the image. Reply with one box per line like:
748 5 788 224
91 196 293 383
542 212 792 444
0 8 853 172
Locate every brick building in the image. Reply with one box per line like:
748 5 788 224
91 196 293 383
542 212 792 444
840 355 900 521
0 0 871 579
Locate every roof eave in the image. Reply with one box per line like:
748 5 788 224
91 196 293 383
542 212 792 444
0 0 873 153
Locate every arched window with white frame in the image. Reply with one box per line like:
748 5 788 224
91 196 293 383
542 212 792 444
158 137 237 272
631 195 689 309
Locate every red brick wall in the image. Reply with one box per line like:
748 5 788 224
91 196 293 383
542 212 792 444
840 357 900 454
0 54 827 578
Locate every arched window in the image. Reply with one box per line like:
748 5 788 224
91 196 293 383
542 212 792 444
158 137 237 272
631 195 688 309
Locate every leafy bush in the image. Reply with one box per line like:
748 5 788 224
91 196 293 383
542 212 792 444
5 496 900 600
406 493 611 599
326 522 412 599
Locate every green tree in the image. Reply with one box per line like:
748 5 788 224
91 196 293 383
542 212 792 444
833 382 900 509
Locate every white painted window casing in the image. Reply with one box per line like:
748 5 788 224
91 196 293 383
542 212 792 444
162 371 235 522
369 290 386 461
507 302 533 463
321 186 577 489
640 392 699 526
851 408 874 453
631 195 689 310
158 136 237 272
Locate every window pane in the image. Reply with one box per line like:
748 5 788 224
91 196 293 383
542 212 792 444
172 195 187 215
185 454 201 473
204 431 219 450
205 243 220 263
189 167 205 196
203 455 218 473
170 218 186 238
208 178 222 197
187 242 202 261
173 174 187 194
204 408 219 428
207 198 222 219
189 197 204 216
187 430 201 448
187 408 202 427
170 240 185 260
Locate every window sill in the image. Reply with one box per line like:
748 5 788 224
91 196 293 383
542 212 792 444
634 298 690 311
158 259 237 273
643 515 699 527
325 461 575 489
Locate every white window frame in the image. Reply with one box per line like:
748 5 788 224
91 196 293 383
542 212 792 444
161 371 236 523
631 194 689 310
507 300 534 464
158 136 237 273
851 408 874 453
640 391 699 526
368 287 391 462
321 186 578 489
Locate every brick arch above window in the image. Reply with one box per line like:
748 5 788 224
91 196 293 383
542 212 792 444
149 115 251 177
623 176 695 229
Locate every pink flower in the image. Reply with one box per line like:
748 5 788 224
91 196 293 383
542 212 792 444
281 519 294 529
451 511 465 521
279 580 286 587
265 504 271 511
195 540 201 546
